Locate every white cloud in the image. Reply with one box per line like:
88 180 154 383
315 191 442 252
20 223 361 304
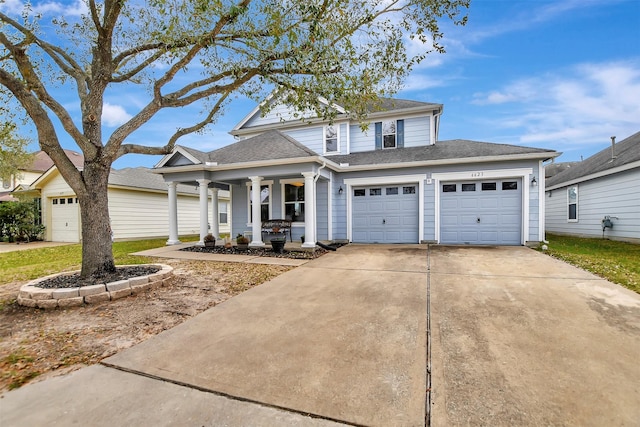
102 103 132 127
0 0 87 16
470 59 640 147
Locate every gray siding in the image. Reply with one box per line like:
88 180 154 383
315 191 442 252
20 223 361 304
403 116 431 148
316 181 329 240
545 168 640 241
333 178 348 239
243 103 304 127
283 127 323 155
349 124 373 153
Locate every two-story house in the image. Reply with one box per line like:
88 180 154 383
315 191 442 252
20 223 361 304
155 97 559 247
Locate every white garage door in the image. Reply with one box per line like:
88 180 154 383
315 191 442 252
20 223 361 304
51 196 80 242
352 185 419 243
440 179 522 245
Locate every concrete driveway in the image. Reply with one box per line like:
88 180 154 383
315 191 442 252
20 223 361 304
1 244 639 426
429 246 640 426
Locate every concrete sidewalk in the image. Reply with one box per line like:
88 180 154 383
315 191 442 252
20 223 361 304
0 241 73 253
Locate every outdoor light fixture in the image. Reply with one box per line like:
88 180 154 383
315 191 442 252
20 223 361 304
338 186 344 195
531 176 538 187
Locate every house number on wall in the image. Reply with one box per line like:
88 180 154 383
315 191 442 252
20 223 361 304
471 172 484 178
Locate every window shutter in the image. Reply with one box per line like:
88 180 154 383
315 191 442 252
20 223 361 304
375 122 382 150
397 119 404 148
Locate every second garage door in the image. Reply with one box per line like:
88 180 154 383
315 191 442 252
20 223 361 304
51 196 80 242
352 185 419 243
440 179 522 245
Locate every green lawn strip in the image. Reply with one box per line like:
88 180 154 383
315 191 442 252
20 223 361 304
543 233 640 294
0 236 198 286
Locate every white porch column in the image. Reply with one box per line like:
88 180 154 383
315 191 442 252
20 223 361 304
302 171 316 248
166 181 180 245
210 187 220 239
249 176 265 247
197 179 210 246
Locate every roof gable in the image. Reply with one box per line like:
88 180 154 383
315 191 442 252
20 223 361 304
546 131 640 187
232 95 442 135
155 146 205 168
207 130 318 165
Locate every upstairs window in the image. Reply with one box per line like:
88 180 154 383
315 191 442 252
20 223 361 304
382 121 397 149
324 125 338 154
568 186 578 221
375 119 404 150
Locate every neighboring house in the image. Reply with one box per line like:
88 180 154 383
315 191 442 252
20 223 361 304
0 149 84 202
25 166 230 242
155 96 558 247
545 132 640 243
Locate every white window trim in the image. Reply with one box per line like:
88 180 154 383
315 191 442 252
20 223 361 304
344 174 426 243
280 178 306 225
382 119 397 150
567 185 578 223
323 124 340 155
245 180 273 226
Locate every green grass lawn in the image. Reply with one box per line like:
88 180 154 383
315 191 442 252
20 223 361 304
0 236 197 286
542 233 640 294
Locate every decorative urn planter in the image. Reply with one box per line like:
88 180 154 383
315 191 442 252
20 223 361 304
270 237 286 254
204 234 216 248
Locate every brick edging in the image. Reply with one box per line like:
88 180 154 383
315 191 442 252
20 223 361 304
17 264 173 309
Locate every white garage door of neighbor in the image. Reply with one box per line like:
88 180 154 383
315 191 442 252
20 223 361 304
352 184 419 243
440 179 522 245
51 196 80 242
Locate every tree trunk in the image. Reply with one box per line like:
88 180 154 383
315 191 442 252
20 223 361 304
78 163 115 278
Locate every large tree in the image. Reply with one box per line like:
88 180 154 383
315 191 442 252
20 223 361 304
0 122 32 186
0 0 468 278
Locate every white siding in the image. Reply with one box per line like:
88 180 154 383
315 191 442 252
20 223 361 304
108 188 202 240
38 170 230 241
545 168 640 241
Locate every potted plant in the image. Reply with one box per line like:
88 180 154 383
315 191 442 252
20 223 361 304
270 236 286 254
300 235 305 244
236 233 249 250
203 233 216 248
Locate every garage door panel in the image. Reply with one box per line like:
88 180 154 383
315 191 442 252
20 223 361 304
440 179 521 245
480 198 499 208
501 198 520 208
441 199 458 209
460 199 478 209
460 231 479 241
352 184 418 243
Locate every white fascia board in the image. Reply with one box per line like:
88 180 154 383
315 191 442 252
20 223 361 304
332 152 558 172
30 165 59 189
545 160 640 191
154 146 203 168
155 156 337 174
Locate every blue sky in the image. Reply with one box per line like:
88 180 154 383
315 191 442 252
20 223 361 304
4 0 640 169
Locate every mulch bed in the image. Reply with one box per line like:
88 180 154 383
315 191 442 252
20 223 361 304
181 243 345 259
34 265 161 289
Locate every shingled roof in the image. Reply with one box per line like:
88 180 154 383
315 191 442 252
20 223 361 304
329 139 556 166
546 131 640 188
109 167 198 194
